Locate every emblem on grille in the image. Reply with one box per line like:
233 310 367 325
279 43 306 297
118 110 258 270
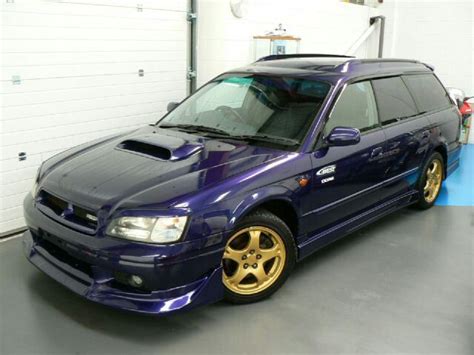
86 213 98 222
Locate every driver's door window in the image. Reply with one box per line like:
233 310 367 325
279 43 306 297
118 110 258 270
325 81 379 136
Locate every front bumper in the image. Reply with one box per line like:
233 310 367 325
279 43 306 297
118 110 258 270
23 195 225 315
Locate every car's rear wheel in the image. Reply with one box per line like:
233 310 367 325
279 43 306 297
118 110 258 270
416 152 444 209
222 210 296 304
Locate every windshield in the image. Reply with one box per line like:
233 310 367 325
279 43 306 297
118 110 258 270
157 74 331 149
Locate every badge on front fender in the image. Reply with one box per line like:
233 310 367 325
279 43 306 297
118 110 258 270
316 165 336 176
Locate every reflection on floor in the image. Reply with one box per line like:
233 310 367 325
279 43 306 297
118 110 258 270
1 206 471 355
436 144 473 206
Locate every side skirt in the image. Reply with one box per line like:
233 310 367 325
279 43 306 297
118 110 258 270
297 190 418 261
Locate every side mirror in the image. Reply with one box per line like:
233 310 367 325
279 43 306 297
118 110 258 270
167 101 180 112
326 127 361 146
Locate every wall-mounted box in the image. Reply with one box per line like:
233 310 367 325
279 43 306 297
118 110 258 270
253 35 301 60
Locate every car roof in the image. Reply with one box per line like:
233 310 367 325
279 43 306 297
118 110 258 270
229 54 433 84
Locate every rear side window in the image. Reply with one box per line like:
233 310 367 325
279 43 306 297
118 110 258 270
371 77 418 125
325 81 379 134
402 74 451 113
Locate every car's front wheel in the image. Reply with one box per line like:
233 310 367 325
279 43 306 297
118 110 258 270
416 152 444 209
222 210 296 304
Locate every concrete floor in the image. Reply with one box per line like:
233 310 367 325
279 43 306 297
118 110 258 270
0 206 472 355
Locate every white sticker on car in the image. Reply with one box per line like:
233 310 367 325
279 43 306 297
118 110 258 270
321 176 335 184
316 165 336 176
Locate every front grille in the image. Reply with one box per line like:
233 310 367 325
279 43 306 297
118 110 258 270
38 190 98 230
36 231 93 278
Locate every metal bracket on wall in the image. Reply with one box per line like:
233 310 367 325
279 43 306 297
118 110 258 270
187 12 197 22
187 68 197 80
12 75 21 85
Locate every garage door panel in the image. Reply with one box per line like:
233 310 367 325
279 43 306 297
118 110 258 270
2 50 186 67
1 179 34 198
2 167 39 185
2 88 178 123
1 8 186 29
2 101 166 134
2 108 166 141
2 123 146 161
1 26 186 42
1 70 185 93
0 218 26 233
62 0 188 12
1 1 187 19
1 59 186 82
2 107 168 147
2 80 186 107
0 0 188 233
0 155 43 174
3 113 165 147
0 207 24 223
2 14 185 32
2 38 186 54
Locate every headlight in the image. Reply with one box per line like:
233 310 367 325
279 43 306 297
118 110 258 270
31 181 39 198
106 216 188 244
31 166 41 198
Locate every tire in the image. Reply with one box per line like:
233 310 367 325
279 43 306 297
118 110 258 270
222 209 297 304
415 152 444 209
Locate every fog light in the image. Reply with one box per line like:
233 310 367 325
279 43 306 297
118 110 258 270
129 275 143 287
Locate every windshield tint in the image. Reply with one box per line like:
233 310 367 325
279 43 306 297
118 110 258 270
158 74 331 147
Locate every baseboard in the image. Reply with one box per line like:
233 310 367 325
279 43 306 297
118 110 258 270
0 227 27 239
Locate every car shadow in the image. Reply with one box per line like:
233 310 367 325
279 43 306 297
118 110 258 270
293 206 415 272
25 206 419 345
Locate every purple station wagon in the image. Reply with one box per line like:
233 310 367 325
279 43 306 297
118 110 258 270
23 54 462 314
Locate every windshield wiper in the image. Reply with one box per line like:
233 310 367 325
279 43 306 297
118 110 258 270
159 124 299 146
230 134 300 146
159 123 231 136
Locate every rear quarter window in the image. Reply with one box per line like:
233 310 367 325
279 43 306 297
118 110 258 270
402 74 452 113
371 76 418 125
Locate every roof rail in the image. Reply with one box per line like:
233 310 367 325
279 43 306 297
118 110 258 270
257 53 355 62
355 58 421 65
334 58 428 72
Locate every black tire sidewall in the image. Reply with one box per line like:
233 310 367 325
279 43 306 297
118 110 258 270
223 209 297 304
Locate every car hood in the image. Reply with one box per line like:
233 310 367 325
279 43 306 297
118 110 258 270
39 126 287 211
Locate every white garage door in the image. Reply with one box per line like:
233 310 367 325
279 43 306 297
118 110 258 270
0 0 189 235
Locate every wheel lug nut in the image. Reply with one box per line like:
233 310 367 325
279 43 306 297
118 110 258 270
249 250 255 254
242 255 247 260
252 263 258 268
256 254 262 259
243 264 249 269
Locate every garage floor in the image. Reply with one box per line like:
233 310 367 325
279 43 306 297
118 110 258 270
0 205 472 355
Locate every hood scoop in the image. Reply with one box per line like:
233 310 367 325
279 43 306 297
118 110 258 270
116 135 204 161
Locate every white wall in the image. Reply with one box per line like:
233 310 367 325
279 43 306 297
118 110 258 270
196 0 382 86
381 0 473 95
0 0 189 234
0 0 386 235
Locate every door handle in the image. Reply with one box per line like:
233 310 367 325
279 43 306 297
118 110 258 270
370 146 383 158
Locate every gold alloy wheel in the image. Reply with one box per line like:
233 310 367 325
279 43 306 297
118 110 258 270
222 226 286 295
423 158 443 203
